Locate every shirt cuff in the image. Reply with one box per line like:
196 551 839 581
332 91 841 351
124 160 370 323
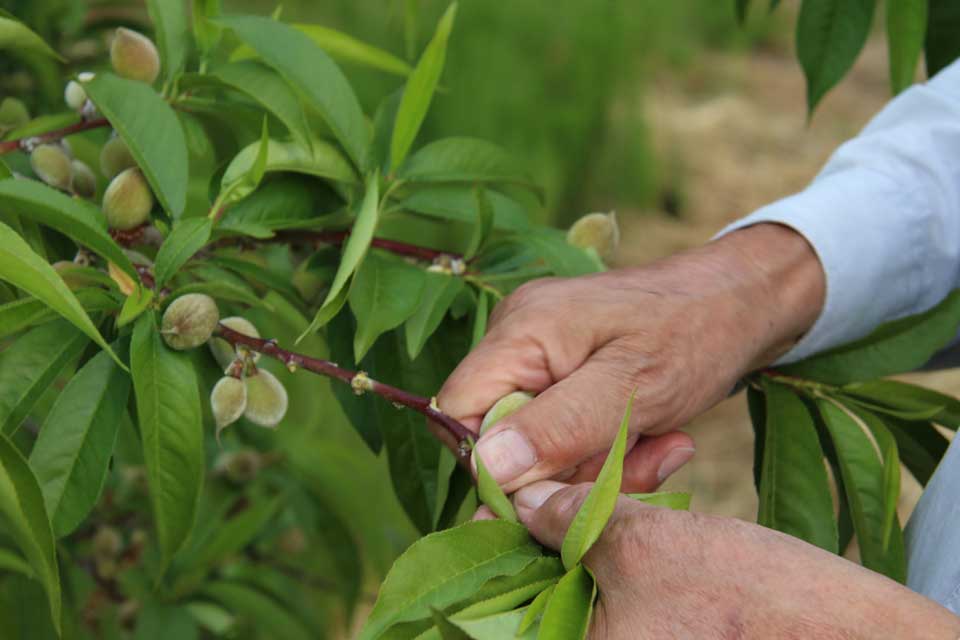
715 168 929 364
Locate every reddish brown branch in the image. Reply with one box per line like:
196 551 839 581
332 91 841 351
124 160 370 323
0 117 110 155
214 323 475 457
236 230 465 264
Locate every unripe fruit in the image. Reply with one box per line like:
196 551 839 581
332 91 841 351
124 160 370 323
102 168 153 230
209 316 261 369
215 450 262 484
64 80 87 111
110 28 160 84
70 159 96 198
567 211 620 261
0 97 29 134
100 135 136 179
211 376 247 436
243 369 288 428
161 293 219 350
480 391 534 435
30 144 73 191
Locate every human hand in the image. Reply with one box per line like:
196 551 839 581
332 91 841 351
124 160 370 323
513 480 960 640
439 223 826 492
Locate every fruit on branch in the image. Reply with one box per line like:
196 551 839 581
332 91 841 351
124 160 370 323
161 293 220 350
100 135 136 179
102 168 153 230
209 316 261 369
110 27 160 84
211 376 248 434
29 144 73 191
0 97 28 135
567 211 620 261
243 369 289 428
215 450 263 484
480 391 534 435
70 160 96 198
64 80 87 112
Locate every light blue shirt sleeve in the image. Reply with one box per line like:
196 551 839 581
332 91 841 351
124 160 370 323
716 58 960 364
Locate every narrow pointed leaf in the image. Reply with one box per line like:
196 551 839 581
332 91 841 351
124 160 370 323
464 187 495 260
154 218 213 287
147 0 189 84
886 0 927 94
537 564 595 640
471 289 489 349
884 419 947 485
475 447 518 522
517 584 555 634
117 286 155 327
0 16 63 60
404 272 465 360
925 0 960 77
842 379 960 430
201 581 312 640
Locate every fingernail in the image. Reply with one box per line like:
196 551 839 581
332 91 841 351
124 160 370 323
514 480 566 511
657 446 695 482
474 429 537 484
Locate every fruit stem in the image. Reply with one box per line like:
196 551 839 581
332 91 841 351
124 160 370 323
0 117 110 155
213 323 476 458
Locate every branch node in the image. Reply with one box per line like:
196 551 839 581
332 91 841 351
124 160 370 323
351 371 374 396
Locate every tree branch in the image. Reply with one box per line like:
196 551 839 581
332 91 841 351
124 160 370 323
213 323 475 458
0 117 110 155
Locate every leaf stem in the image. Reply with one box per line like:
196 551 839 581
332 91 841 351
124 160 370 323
213 323 475 458
0 117 110 155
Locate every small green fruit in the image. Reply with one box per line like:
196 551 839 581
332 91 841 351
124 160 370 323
567 211 620 261
209 316 261 369
70 159 96 198
100 135 136 179
103 168 153 230
110 27 160 84
0 97 29 134
244 369 288 428
161 293 220 350
64 80 87 111
211 376 248 437
30 144 73 191
480 391 534 435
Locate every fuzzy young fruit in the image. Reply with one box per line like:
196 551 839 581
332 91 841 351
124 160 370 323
30 144 73 191
243 369 289 428
566 211 620 261
70 159 97 198
110 27 160 84
209 316 261 369
102 168 153 230
211 376 247 437
100 135 136 179
64 80 87 111
161 293 220 350
480 391 534 435
0 97 28 134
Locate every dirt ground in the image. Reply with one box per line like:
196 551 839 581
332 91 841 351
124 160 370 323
617 37 960 523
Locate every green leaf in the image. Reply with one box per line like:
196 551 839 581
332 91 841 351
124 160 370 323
756 381 837 552
815 398 906 582
560 393 632 570
303 171 380 338
0 434 60 634
189 497 281 570
925 0 960 76
537 564 596 640
390 3 458 171
397 185 530 231
780 290 960 385
359 520 542 639
221 138 358 194
207 61 312 147
399 137 541 199
0 179 136 279
464 187 495 260
471 290 489 349
192 0 222 58
167 280 272 311
154 218 213 288
626 491 692 510
526 228 605 277
201 581 312 640
447 608 539 640
886 0 927 94
430 608 472 640
450 556 563 620
83 72 189 218
131 313 204 566
0 322 88 435
218 174 344 234
842 380 960 430
0 221 123 367
796 0 875 112
147 0 189 85
135 601 199 640
747 385 766 491
0 547 34 579
736 0 751 24
216 15 370 168
405 272 465 360
0 16 63 61
475 446 518 522
517 584 554 635
349 251 427 361
29 348 130 537
117 286 155 327
884 419 947 485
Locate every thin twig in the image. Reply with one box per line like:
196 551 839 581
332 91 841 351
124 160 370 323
243 230 465 264
0 117 110 155
214 323 475 457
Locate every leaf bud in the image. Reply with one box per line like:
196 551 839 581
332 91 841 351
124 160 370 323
99 135 136 179
103 167 153 230
566 211 620 261
215 450 262 484
209 316 261 369
110 27 160 84
243 369 288 428
64 80 87 111
70 159 96 198
211 376 248 438
161 293 220 350
480 391 534 435
0 97 29 135
30 144 73 191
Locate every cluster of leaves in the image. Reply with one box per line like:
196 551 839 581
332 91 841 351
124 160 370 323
739 0 960 111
